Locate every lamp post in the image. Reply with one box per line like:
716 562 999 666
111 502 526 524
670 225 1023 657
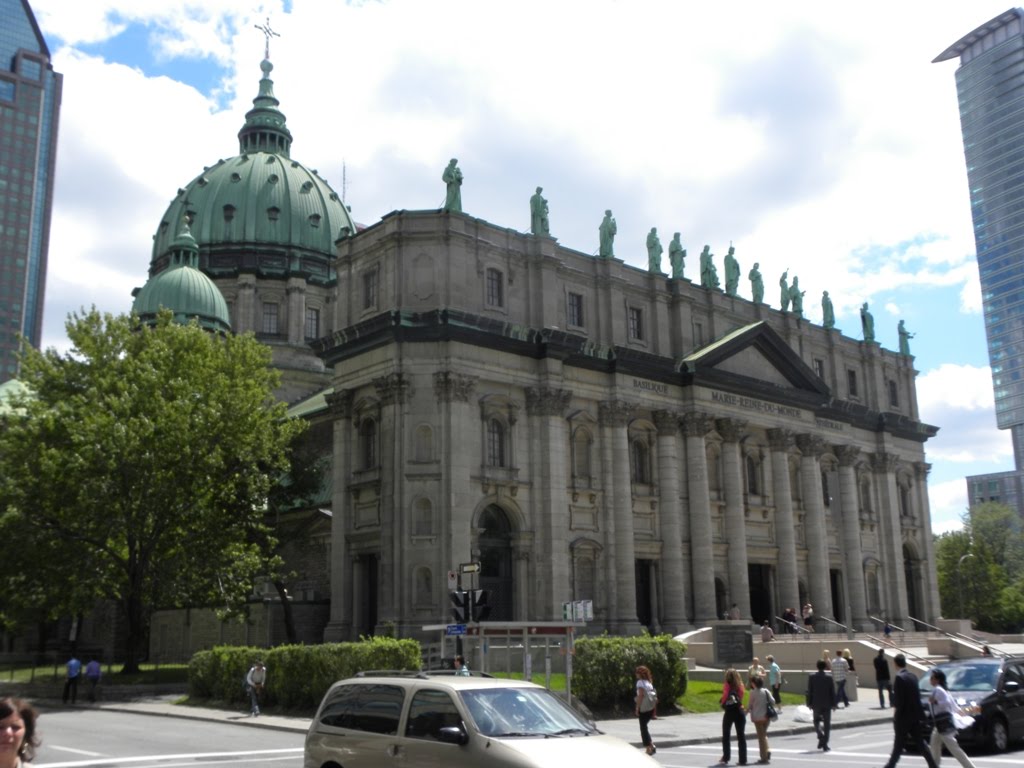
958 553 975 619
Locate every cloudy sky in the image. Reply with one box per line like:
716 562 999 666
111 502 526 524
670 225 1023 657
26 0 1019 532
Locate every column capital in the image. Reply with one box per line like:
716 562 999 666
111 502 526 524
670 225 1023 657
286 282 306 295
433 371 477 403
914 461 931 479
652 409 680 436
871 451 899 473
325 388 355 420
767 427 795 451
715 417 747 442
598 399 633 427
834 444 861 467
525 387 572 417
795 433 827 458
680 411 714 437
374 372 411 405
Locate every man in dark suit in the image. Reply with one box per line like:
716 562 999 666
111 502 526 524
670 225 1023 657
806 659 835 751
882 654 938 768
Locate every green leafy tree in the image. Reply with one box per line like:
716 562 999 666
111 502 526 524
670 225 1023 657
0 309 304 672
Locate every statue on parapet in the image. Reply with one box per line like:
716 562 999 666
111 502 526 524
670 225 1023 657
669 233 685 279
598 210 617 258
442 158 463 213
789 276 806 318
898 319 915 356
529 186 550 236
779 270 790 312
647 227 664 273
861 302 876 342
748 262 764 303
724 245 740 296
700 245 720 289
821 290 835 329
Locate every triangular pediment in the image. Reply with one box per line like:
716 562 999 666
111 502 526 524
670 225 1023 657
680 322 830 404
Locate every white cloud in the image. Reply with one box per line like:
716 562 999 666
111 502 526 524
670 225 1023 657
928 478 969 534
918 364 1011 464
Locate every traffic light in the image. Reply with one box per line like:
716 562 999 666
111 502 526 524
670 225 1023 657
450 590 469 623
470 589 491 622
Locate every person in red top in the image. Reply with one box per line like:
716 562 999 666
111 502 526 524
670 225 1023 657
719 668 747 765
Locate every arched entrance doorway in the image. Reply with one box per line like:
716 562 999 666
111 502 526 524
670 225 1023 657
478 505 514 620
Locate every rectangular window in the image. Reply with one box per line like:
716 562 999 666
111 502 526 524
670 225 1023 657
567 292 584 327
847 369 858 398
486 268 504 308
813 358 825 379
362 268 378 310
888 379 899 408
694 321 704 347
0 80 13 102
262 302 279 335
305 307 320 340
628 307 644 341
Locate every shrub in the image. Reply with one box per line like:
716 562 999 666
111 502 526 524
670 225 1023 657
572 634 687 714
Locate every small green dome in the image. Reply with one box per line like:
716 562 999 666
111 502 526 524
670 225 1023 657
151 59 355 268
134 221 231 333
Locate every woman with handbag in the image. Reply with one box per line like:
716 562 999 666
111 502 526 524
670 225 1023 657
927 668 976 768
748 676 774 764
634 665 657 755
719 668 748 765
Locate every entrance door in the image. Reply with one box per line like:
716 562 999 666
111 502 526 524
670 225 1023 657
635 560 653 629
748 564 772 625
357 553 378 637
479 505 514 620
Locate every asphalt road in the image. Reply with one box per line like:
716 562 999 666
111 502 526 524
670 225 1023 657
32 707 305 767
653 722 1024 767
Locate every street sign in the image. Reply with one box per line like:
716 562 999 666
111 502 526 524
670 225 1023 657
460 562 481 574
446 624 467 636
447 570 457 590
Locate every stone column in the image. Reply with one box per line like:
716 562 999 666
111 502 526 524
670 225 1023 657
323 389 354 641
235 273 256 334
653 409 688 632
374 373 410 628
717 417 751 618
872 452 910 624
599 400 641 634
286 278 306 344
835 445 868 630
682 411 717 624
915 462 941 623
526 387 573 620
795 434 834 620
767 428 800 615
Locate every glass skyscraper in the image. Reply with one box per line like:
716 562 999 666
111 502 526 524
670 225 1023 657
937 10 1024 485
0 0 61 382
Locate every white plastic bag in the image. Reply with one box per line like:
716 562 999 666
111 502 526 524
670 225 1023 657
793 704 814 722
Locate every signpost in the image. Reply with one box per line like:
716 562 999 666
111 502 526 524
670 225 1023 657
446 624 466 636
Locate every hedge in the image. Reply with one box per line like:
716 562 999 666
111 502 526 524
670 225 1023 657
572 634 687 713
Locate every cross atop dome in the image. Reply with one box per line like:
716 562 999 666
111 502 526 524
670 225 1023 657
254 17 280 60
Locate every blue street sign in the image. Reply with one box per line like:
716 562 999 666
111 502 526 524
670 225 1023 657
446 624 467 636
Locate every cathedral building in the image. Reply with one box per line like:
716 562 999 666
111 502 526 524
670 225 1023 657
141 55 939 654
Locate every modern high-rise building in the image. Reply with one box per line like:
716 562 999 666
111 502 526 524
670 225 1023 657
935 9 1024 512
0 0 61 383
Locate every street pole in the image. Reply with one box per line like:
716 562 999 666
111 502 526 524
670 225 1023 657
958 553 975 619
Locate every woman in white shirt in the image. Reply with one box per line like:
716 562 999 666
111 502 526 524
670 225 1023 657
928 669 976 768
634 665 657 755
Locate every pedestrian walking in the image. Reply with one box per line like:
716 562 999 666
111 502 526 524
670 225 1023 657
765 655 783 710
245 660 266 717
719 668 747 765
748 675 774 764
927 668 976 768
806 659 835 751
62 654 81 705
882 654 938 768
747 657 766 686
874 647 893 708
455 654 470 675
634 665 657 756
85 657 102 703
832 649 850 708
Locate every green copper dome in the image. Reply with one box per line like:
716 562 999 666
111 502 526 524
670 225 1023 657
150 59 355 277
134 222 231 333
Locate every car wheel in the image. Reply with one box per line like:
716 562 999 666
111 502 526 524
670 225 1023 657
990 718 1009 752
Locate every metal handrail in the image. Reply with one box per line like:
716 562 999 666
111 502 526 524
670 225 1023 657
869 615 905 633
907 616 1008 658
773 615 810 635
866 634 934 668
815 615 850 635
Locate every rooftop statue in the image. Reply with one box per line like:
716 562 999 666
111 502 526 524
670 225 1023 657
724 245 740 296
442 158 463 213
821 290 835 329
749 262 764 304
861 302 875 342
530 186 550 236
700 245 720 289
669 233 685 279
789 276 806 318
647 227 664 273
898 319 915 356
599 209 617 258
779 270 790 312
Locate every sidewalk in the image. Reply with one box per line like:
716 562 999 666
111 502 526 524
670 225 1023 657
80 693 894 749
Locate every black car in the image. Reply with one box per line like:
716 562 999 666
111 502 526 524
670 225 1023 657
918 656 1024 752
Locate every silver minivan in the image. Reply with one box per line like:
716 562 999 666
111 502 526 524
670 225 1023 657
304 672 656 767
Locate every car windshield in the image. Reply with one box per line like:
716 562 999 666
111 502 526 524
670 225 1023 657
919 663 1001 694
460 686 597 738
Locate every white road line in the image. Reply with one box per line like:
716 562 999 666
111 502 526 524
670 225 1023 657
35 747 303 768
48 746 105 757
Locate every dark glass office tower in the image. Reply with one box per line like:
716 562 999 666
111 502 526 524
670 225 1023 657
0 0 61 382
937 9 1024 477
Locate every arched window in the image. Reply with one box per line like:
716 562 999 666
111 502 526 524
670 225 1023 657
486 419 506 467
821 470 831 507
414 566 432 605
359 418 377 470
746 454 760 495
413 498 433 536
899 484 911 518
631 439 650 484
572 428 592 479
414 425 433 462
